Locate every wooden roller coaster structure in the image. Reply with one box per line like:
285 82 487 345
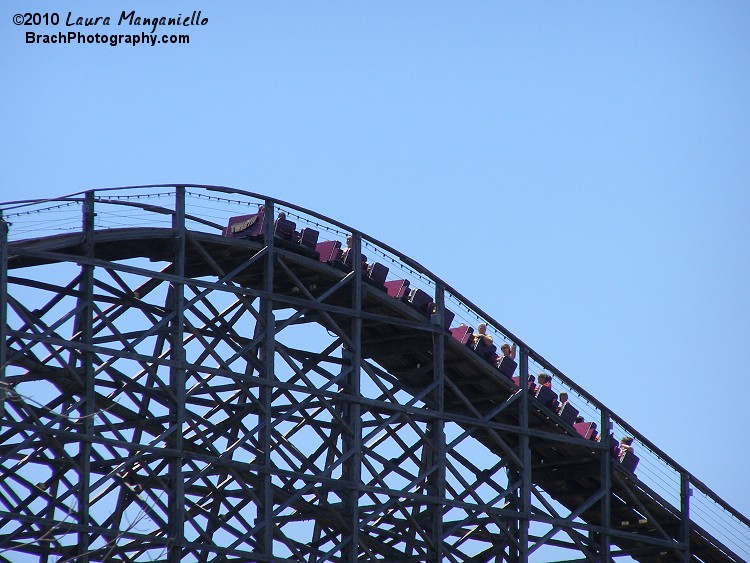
0 185 747 562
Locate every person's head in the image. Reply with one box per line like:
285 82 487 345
620 436 634 446
477 322 487 334
277 211 286 220
346 235 353 247
500 343 511 356
575 416 584 423
559 391 568 402
538 373 550 384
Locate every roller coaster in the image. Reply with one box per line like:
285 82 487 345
0 185 747 562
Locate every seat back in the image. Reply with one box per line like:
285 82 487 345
384 279 410 301
473 338 497 362
441 309 455 330
274 218 296 241
224 210 265 238
298 227 319 250
433 308 456 330
512 375 536 391
535 385 558 408
450 324 473 345
315 240 342 263
367 262 389 286
341 248 367 269
497 356 517 378
574 421 596 440
408 288 433 315
558 402 579 425
620 451 640 473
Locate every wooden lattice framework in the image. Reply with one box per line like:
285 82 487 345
0 186 747 563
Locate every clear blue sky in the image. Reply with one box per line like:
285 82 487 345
2 0 749 524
